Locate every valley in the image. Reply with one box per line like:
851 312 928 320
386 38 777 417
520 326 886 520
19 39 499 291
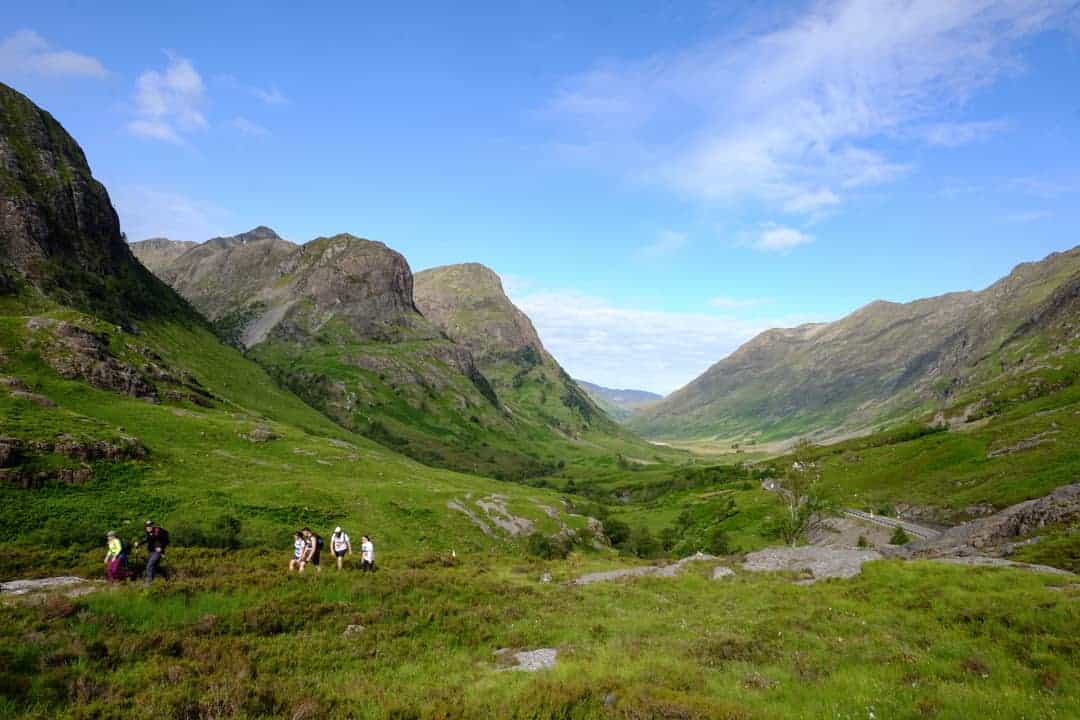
2 71 1079 720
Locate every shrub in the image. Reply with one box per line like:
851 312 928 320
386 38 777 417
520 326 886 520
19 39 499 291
890 526 911 546
623 526 660 558
525 533 570 560
602 518 631 547
707 527 732 555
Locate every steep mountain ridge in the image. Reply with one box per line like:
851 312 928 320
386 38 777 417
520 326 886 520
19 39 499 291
632 246 1080 441
414 263 620 438
0 83 188 324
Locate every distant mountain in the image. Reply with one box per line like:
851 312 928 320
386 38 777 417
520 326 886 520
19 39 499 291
127 237 198 276
414 263 630 441
575 380 662 422
631 246 1080 442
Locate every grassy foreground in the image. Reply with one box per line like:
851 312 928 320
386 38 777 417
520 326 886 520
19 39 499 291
1 551 1077 719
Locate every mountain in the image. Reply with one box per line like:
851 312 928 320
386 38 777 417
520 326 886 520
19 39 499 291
131 231 563 476
1 83 579 557
413 263 620 439
575 380 662 422
0 83 187 325
127 237 198 276
632 246 1080 442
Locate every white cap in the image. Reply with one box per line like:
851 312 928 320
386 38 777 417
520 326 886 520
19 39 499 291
334 526 342 533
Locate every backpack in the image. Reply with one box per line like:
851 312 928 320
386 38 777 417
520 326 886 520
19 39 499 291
156 527 170 551
315 535 324 551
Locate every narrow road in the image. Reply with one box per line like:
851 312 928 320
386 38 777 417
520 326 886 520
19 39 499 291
761 480 942 540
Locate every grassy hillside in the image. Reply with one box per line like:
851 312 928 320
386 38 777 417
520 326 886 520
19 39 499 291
633 246 1080 444
0 287 586 562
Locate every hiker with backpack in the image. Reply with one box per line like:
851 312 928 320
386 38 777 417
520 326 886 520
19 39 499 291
142 520 170 583
331 526 352 571
299 527 322 574
104 530 129 581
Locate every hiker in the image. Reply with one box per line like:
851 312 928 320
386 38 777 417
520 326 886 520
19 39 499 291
331 526 352 570
360 535 375 572
142 519 170 583
104 531 127 581
299 527 322 574
289 530 306 572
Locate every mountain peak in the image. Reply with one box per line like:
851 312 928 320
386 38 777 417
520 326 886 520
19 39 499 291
414 263 543 364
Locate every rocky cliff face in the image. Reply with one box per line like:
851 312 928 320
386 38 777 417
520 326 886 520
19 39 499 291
0 83 186 324
632 246 1080 441
414 263 615 434
414 263 547 364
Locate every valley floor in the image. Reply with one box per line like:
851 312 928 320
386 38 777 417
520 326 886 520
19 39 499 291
1 550 1078 720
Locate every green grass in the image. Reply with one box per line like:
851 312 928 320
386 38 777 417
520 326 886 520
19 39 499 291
1 553 1077 719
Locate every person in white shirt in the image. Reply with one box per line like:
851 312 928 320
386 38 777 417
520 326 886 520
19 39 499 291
289 530 305 572
331 526 352 571
360 535 375 572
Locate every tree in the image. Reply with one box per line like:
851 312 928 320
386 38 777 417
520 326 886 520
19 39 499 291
890 526 911 546
767 439 834 546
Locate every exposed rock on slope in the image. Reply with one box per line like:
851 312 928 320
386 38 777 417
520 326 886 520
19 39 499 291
632 247 1080 441
0 82 188 324
905 481 1080 558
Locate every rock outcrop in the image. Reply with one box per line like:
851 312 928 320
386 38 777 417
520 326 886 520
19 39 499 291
905 481 1080 558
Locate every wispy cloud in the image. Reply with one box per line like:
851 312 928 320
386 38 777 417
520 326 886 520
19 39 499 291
919 119 1009 147
128 54 207 143
550 0 1068 215
232 116 270 137
112 185 229 242
511 289 817 394
635 230 688 260
1004 210 1051 222
749 224 814 253
0 29 108 79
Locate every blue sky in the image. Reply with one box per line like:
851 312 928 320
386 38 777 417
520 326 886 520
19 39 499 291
3 1 1080 393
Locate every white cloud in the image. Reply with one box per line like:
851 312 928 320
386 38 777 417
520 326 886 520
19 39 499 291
635 230 688 259
111 185 229 242
251 86 287 105
551 0 1069 214
0 29 108 79
128 54 207 143
783 188 841 213
232 116 270 137
510 289 816 394
750 224 814 253
920 119 1009 146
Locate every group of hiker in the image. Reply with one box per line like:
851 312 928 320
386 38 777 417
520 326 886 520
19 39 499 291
289 526 375 574
103 521 375 582
103 520 170 583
